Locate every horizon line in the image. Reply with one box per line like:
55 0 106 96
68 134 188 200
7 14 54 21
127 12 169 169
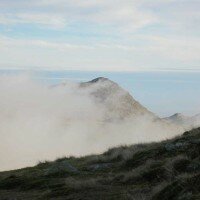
0 67 200 73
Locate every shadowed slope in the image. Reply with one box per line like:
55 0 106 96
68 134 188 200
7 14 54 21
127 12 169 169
0 127 199 200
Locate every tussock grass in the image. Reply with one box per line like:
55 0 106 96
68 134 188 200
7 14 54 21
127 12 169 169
0 128 200 200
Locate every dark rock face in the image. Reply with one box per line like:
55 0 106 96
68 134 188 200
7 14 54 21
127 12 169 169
44 160 79 177
164 142 189 151
86 77 109 83
87 163 113 171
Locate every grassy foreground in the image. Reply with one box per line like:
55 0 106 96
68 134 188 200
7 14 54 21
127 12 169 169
0 128 200 200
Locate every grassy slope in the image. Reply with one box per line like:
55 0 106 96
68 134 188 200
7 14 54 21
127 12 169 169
0 128 200 200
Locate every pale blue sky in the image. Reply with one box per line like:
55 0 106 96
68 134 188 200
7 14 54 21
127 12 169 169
0 0 199 71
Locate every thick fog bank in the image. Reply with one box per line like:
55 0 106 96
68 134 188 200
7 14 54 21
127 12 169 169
0 75 183 171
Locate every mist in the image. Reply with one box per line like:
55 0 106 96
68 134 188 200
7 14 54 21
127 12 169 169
0 74 184 171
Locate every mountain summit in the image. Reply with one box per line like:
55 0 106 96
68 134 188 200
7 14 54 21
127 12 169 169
80 77 155 120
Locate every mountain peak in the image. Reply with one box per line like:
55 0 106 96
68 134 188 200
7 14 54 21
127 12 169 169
166 113 189 123
171 113 187 119
164 112 200 130
80 77 117 88
89 77 109 83
85 77 117 86
79 77 156 120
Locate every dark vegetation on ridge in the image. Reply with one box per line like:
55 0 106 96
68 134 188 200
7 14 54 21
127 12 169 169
0 128 200 200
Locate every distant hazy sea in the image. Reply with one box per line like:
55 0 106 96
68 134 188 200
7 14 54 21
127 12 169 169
0 69 200 117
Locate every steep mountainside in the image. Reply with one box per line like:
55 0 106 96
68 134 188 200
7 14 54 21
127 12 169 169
0 127 199 200
80 77 155 120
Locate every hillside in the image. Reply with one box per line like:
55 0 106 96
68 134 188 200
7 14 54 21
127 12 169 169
165 113 200 130
0 127 199 200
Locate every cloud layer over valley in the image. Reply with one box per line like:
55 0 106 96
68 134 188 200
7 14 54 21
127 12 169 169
0 75 184 171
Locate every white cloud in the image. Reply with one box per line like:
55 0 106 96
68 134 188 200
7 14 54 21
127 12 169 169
0 35 199 71
0 0 157 31
133 35 200 62
0 13 67 29
0 36 93 50
0 0 198 33
0 0 199 71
